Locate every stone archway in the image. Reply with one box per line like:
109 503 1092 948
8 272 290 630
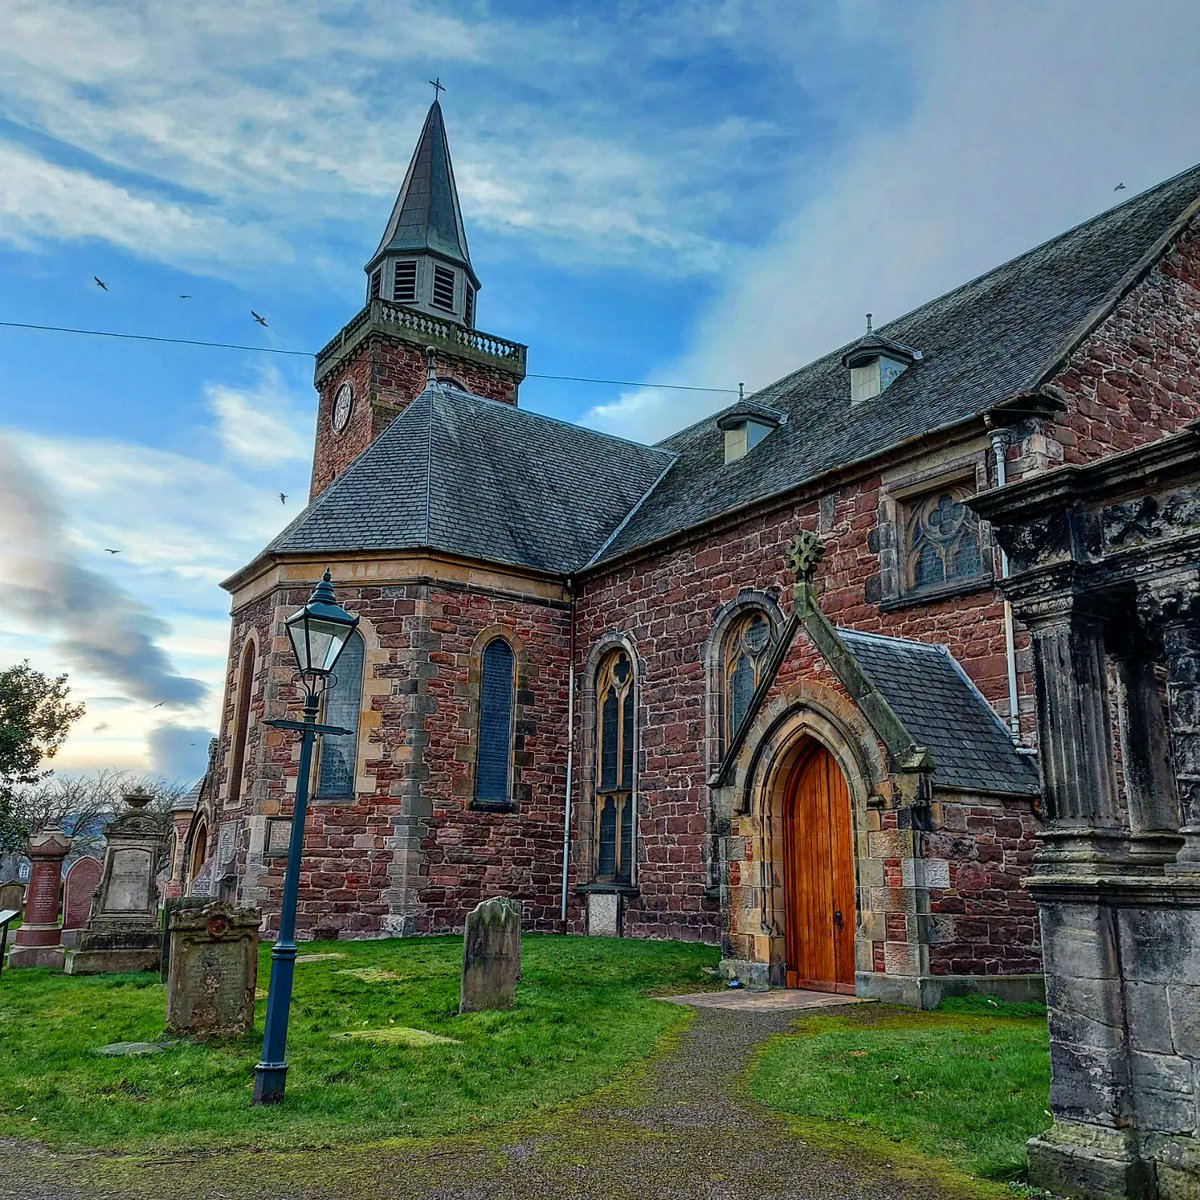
713 678 888 988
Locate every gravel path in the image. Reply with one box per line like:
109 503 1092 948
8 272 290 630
0 1003 975 1200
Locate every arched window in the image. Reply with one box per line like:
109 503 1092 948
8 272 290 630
316 630 364 799
724 610 772 744
189 819 208 882
594 649 636 884
475 637 515 805
228 640 256 805
905 488 981 593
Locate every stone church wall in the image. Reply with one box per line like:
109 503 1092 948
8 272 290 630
1044 220 1200 470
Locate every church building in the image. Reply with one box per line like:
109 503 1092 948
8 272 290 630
171 99 1200 1007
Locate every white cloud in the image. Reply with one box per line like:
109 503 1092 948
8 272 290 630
208 365 313 466
584 0 1200 442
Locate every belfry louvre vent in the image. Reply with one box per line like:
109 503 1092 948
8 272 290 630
432 265 455 311
393 260 417 304
369 267 382 300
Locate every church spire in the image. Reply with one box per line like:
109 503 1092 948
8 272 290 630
365 98 479 327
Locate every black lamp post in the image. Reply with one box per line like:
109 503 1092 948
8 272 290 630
252 569 358 1106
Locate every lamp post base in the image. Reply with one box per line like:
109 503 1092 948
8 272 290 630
252 1061 288 1105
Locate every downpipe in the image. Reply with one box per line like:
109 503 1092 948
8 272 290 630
559 577 577 928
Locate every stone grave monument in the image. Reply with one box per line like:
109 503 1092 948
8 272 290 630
65 789 166 975
9 829 71 970
60 856 103 949
165 901 261 1039
0 880 22 915
974 424 1200 1198
460 896 522 1013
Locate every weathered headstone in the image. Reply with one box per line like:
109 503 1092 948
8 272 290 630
165 902 261 1039
9 829 71 970
65 789 166 975
160 894 214 983
60 856 103 947
459 896 522 1014
0 881 22 916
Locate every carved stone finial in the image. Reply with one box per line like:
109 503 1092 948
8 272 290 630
783 529 825 582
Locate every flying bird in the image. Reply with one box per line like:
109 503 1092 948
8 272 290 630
251 310 268 327
93 276 108 290
1114 182 1126 191
279 492 287 505
152 702 164 709
103 547 121 554
179 294 192 300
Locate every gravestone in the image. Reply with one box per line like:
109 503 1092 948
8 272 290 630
459 896 522 1014
60 856 103 948
0 881 22 916
165 902 261 1039
160 894 214 983
65 789 166 975
9 829 71 970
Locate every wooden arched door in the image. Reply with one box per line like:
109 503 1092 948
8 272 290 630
783 744 856 994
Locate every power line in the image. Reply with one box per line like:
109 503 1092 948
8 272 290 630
0 319 738 395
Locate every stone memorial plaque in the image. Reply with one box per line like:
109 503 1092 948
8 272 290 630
216 822 237 867
103 847 153 913
64 790 165 975
166 902 261 1039
459 896 522 1014
62 857 102 930
190 858 215 896
0 881 22 915
266 818 292 856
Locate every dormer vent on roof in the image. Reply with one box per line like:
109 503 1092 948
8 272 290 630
841 315 923 404
716 401 787 464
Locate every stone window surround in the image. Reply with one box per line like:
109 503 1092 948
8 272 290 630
221 630 261 809
702 590 787 775
463 624 527 814
576 631 642 891
877 453 995 610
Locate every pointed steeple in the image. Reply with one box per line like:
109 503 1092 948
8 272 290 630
365 100 479 327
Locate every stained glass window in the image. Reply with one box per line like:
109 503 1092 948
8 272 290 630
905 488 982 593
316 631 364 798
476 638 515 804
595 649 636 884
724 611 771 745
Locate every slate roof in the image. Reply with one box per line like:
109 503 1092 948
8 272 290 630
837 628 1040 796
267 383 676 575
595 162 1200 563
371 100 475 280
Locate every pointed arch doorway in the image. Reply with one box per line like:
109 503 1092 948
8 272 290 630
783 743 856 994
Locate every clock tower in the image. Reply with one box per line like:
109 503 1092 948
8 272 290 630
309 99 527 500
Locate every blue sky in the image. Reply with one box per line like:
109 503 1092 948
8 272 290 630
1 0 1198 783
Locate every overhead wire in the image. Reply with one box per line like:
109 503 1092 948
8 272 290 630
0 319 738 395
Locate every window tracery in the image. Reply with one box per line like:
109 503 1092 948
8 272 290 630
904 488 981 593
724 611 771 744
594 649 636 884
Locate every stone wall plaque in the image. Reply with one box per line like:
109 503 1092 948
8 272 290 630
165 902 261 1039
459 896 522 1014
216 822 237 868
265 818 292 856
62 856 102 931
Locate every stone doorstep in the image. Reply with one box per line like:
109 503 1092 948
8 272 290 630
663 988 870 1011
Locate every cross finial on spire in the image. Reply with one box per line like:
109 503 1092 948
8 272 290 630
866 312 873 333
429 76 445 101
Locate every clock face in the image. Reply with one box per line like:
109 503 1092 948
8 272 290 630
332 382 354 432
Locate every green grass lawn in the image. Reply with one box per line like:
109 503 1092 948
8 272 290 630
0 934 717 1153
749 998 1051 1185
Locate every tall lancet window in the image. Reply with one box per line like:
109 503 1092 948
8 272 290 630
228 640 256 806
595 649 636 884
724 611 771 744
475 638 515 806
316 630 364 800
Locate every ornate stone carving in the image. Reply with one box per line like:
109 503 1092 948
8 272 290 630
783 529 825 581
